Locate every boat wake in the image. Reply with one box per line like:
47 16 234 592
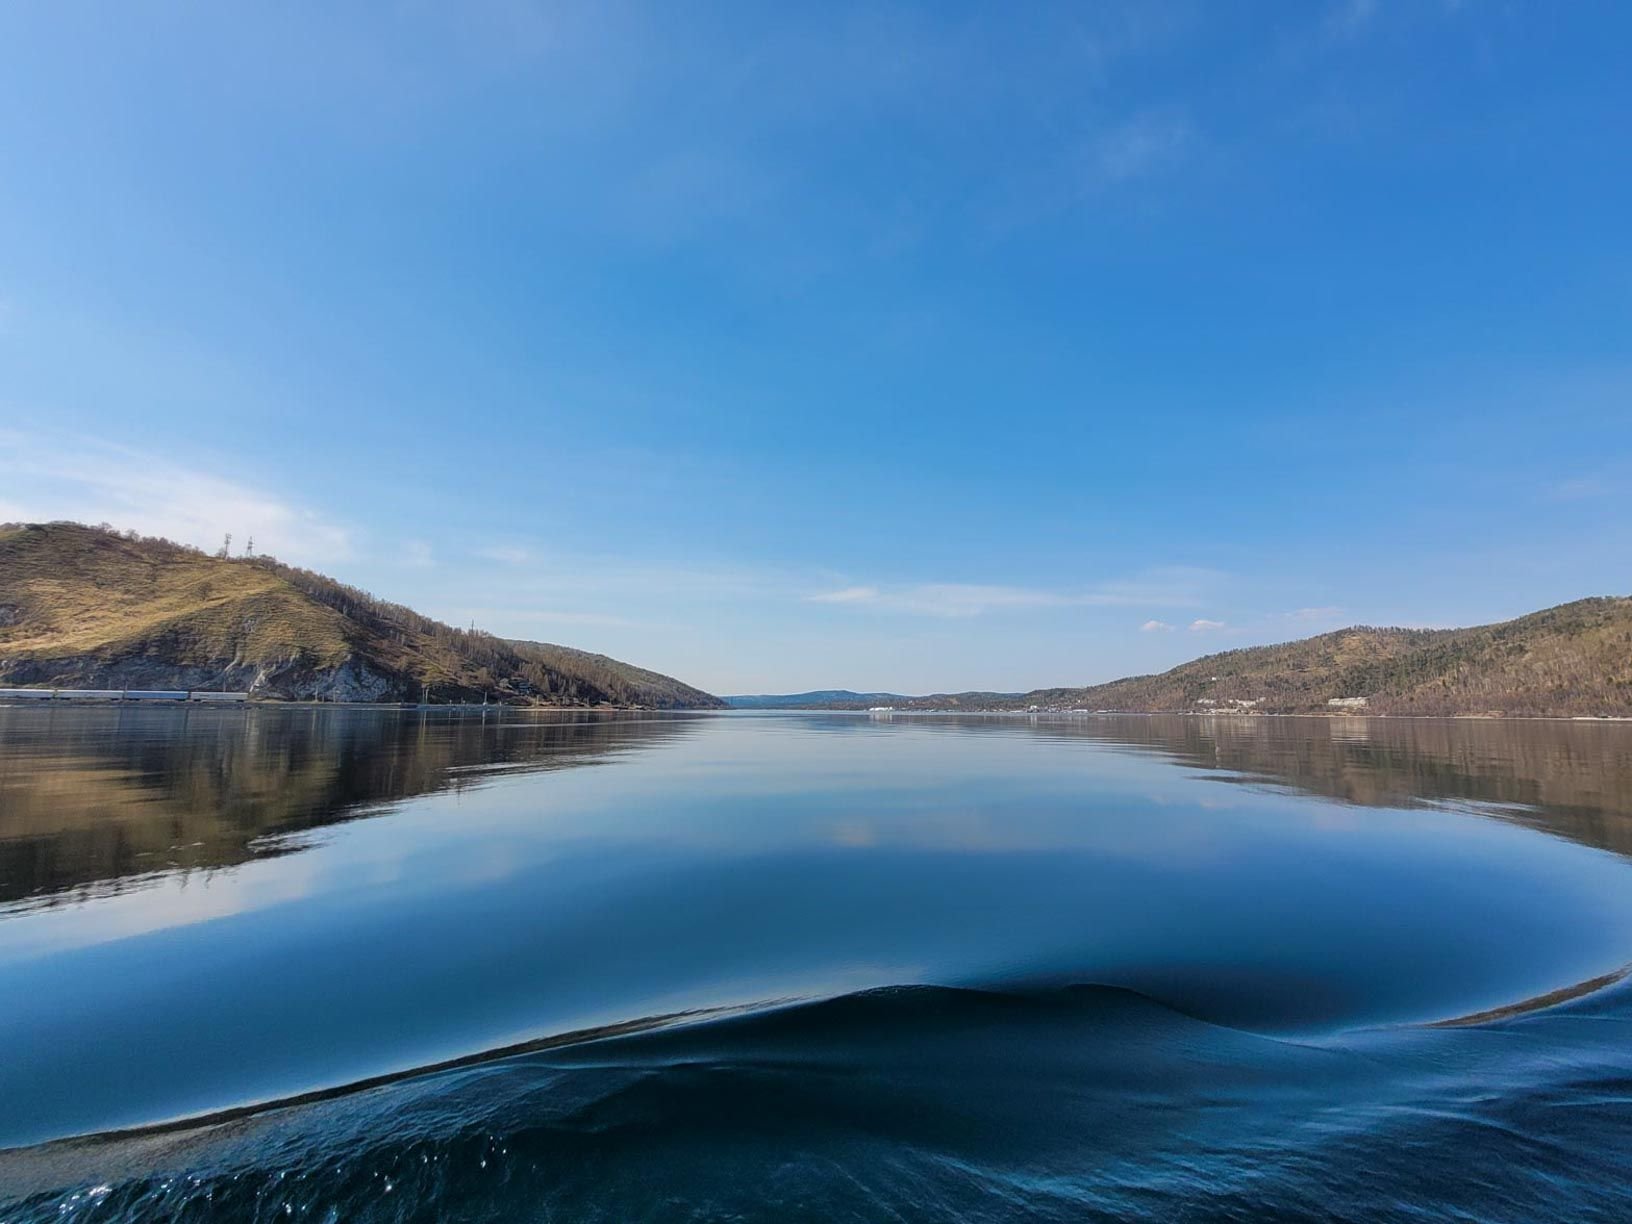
6 972 1632 1221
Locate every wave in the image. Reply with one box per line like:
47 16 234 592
12 964 1632 1158
1426 961 1632 1027
7 976 1632 1222
0 981 1288 1152
0 982 1297 1215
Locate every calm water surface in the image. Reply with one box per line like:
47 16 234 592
2 707 1632 1221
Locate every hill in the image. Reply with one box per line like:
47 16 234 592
725 690 917 709
0 522 724 707
724 688 1026 710
1026 597 1632 716
755 598 1632 718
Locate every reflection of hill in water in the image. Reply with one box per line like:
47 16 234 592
0 707 704 911
6 708 1629 913
1021 714 1632 859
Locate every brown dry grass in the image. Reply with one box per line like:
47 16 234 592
0 523 353 667
0 523 724 706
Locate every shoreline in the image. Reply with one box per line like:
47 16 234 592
732 708 1632 723
0 698 717 713
5 700 1626 723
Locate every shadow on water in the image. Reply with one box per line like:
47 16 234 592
0 706 706 912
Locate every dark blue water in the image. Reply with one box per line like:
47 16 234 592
2 708 1631 1221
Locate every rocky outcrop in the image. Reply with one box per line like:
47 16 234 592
0 652 402 701
273 656 400 702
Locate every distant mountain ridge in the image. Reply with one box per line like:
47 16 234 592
725 690 922 709
0 522 724 707
736 598 1632 717
724 689 1026 709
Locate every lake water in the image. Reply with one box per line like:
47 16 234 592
2 707 1631 1221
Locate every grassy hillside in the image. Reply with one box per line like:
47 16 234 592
0 522 723 707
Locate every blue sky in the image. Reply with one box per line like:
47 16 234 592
1 1 1628 694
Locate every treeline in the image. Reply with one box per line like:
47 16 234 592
256 554 719 707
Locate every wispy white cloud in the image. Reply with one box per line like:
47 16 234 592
806 567 1219 618
477 544 535 566
0 429 352 564
1140 619 1175 632
1276 0 1387 68
1322 0 1380 44
1548 475 1614 501
469 552 798 603
616 147 787 246
453 607 649 632
1087 108 1193 186
543 3 1206 250
401 539 436 568
1283 605 1346 623
416 547 807 644
808 585 881 605
1093 567 1221 606
1189 618 1226 632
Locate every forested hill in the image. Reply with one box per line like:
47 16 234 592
842 600 1632 718
0 522 724 707
1032 598 1632 717
725 690 918 709
748 599 1632 718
